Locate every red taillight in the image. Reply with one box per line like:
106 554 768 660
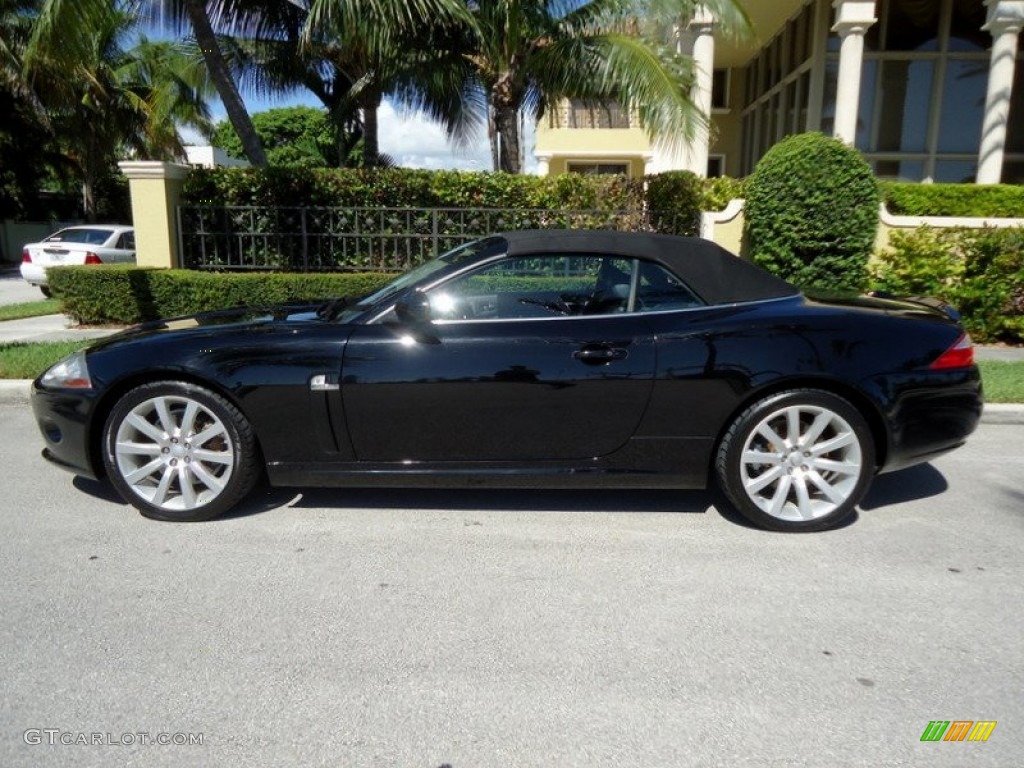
930 333 974 370
83 252 103 265
22 248 31 263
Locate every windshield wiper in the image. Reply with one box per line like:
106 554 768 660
315 297 351 321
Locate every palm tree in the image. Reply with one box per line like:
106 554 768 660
301 0 472 166
216 0 471 168
412 0 752 173
26 1 215 218
30 0 269 166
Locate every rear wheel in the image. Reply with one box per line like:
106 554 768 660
102 381 260 521
39 286 52 298
716 390 875 532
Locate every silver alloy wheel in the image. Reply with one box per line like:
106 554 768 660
739 404 863 522
113 395 235 511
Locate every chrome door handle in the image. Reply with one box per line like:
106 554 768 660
573 345 628 364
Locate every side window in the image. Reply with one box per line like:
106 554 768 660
426 254 634 321
635 261 704 312
118 232 135 250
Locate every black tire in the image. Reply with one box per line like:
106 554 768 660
716 389 876 532
102 381 261 522
39 286 52 298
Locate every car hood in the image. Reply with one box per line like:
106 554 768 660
89 302 339 349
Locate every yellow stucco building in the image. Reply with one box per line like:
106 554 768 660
535 0 1024 185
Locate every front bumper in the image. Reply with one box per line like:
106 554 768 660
30 382 101 480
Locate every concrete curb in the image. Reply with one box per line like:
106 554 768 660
2 378 1022 424
0 380 32 405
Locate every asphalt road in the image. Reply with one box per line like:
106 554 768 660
0 405 1022 768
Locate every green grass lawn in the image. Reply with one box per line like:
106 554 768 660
0 299 61 322
977 360 1024 404
0 341 88 380
1 341 1022 404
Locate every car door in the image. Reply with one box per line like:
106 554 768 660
340 253 657 462
102 230 136 264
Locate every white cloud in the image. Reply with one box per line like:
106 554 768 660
377 102 489 170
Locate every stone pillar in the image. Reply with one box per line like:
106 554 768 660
687 6 716 177
535 154 552 176
977 0 1024 184
118 161 190 269
831 1 877 145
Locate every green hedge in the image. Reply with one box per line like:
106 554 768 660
870 226 1024 343
183 166 747 225
48 266 394 325
883 182 1024 218
183 167 647 212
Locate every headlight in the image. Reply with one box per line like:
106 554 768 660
40 349 93 389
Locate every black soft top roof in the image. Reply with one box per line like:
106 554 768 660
498 230 800 305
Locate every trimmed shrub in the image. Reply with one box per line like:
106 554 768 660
183 167 647 214
48 266 394 325
870 226 1024 344
745 133 880 291
883 182 1024 218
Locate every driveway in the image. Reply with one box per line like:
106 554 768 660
0 265 43 306
1 405 1021 768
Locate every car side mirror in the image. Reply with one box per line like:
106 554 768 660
394 292 432 325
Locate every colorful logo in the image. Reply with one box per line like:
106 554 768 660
921 721 997 742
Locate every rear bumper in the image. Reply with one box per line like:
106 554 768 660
875 367 983 473
20 262 46 285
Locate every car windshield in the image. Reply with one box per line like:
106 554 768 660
44 228 115 246
332 236 507 322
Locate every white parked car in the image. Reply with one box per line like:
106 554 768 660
21 225 136 296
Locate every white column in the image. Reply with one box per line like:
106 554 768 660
977 1 1024 184
687 7 716 177
831 1 877 145
535 154 551 176
653 8 715 174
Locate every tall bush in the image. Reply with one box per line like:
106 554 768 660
745 133 879 291
870 226 1024 344
646 171 703 236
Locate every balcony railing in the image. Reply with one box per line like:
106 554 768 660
549 100 632 130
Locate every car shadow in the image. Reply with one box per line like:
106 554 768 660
73 476 127 505
247 486 714 517
859 463 948 510
71 465 949 528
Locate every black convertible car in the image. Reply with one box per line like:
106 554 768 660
31 231 982 532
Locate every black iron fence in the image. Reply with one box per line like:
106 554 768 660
177 205 657 272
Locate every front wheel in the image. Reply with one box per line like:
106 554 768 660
715 390 876 532
102 381 260 522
